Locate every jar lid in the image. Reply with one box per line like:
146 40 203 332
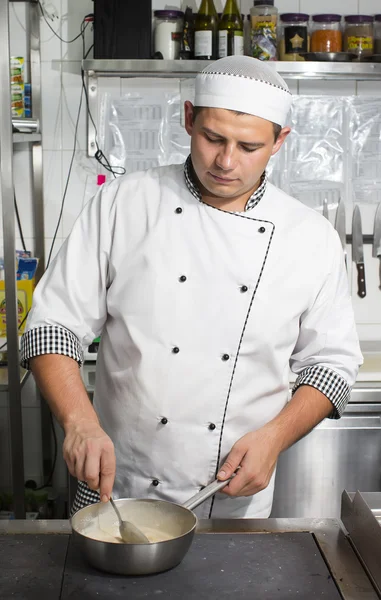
280 13 309 23
154 10 184 18
344 15 374 24
312 14 342 23
254 1 274 6
375 14 381 22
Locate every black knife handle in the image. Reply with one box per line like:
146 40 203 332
357 263 366 298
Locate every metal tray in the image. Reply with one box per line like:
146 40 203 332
299 52 357 62
361 54 381 62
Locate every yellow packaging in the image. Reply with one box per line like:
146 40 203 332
11 105 24 118
10 57 24 84
11 81 24 117
0 279 34 336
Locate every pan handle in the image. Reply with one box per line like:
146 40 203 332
183 476 235 511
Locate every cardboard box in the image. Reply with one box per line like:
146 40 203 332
0 279 34 336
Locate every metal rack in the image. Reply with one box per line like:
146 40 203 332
83 59 381 159
0 0 44 518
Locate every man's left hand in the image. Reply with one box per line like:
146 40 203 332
217 429 280 497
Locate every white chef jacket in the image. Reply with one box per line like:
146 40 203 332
21 162 362 518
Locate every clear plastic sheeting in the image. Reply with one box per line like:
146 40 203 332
288 96 345 186
99 83 381 209
99 81 190 175
349 98 381 206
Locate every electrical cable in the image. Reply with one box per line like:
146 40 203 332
81 68 126 178
46 81 84 268
17 21 93 493
84 43 94 60
14 193 27 252
38 1 90 44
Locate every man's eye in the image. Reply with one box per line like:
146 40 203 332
241 146 257 153
205 135 221 143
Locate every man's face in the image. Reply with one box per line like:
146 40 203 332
184 102 290 210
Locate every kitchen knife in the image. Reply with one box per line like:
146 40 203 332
334 197 347 270
322 197 329 220
372 203 381 290
352 205 366 298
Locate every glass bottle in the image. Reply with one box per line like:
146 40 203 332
218 0 244 57
194 0 218 60
250 0 278 61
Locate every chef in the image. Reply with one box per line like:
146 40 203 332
21 56 362 519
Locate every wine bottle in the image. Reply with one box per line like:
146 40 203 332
218 0 243 57
194 0 218 60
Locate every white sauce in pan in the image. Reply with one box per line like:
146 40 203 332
81 521 174 544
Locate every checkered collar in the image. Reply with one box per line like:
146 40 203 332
183 155 267 212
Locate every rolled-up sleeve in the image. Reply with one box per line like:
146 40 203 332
290 230 363 418
20 179 118 369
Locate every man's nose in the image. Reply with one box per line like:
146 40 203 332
215 145 237 170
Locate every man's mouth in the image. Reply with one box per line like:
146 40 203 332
209 173 236 183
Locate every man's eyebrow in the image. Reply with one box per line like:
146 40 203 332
201 127 265 148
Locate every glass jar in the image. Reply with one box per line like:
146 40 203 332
344 15 374 59
279 13 309 61
310 14 342 53
250 0 278 61
375 15 381 55
154 10 184 59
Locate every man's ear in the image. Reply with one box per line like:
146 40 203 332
184 101 195 135
271 127 291 156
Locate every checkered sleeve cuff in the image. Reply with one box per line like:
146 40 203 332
292 365 351 419
20 325 84 369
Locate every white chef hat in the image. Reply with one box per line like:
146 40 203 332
194 56 292 127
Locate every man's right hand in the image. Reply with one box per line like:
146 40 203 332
63 419 116 503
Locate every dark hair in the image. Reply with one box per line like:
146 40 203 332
192 106 282 142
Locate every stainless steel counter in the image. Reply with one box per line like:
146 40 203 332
0 516 379 599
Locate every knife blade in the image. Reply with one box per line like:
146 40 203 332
334 197 347 270
322 197 329 220
372 203 381 290
352 205 366 298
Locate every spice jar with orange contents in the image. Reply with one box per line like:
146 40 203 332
310 14 342 53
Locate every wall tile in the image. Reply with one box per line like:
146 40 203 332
358 0 381 15
15 238 35 256
298 81 356 95
45 237 65 266
13 147 34 239
61 150 98 238
61 63 88 151
60 0 94 61
40 11 62 62
241 0 299 19
300 0 357 15
9 3 27 59
357 82 381 95
43 150 63 238
41 62 62 150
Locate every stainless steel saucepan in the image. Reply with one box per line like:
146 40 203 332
71 477 232 575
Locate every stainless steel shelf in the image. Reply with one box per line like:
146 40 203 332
13 133 41 144
0 366 30 392
83 59 381 80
